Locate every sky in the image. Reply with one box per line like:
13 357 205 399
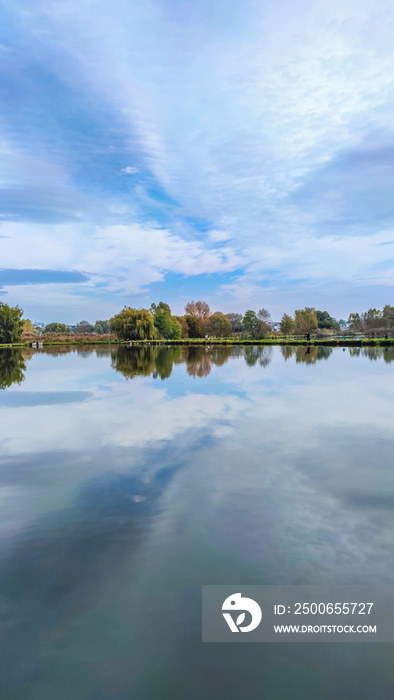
0 0 394 323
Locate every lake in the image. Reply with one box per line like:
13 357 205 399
1 344 394 699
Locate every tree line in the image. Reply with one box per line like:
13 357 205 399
347 306 394 333
108 302 347 341
1 299 393 344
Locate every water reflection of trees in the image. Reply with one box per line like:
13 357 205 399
0 349 28 389
281 346 333 363
243 346 273 367
348 347 394 363
111 346 183 380
360 347 394 363
110 345 239 381
32 344 275 379
184 346 233 377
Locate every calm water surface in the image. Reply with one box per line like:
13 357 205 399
1 345 394 699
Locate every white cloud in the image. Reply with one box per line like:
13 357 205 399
31 0 394 236
120 166 138 175
206 230 232 242
0 374 244 458
85 224 242 286
2 0 394 314
0 220 243 318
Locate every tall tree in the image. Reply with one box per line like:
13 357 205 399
280 313 295 336
242 310 270 339
347 313 362 332
110 307 157 340
152 301 182 339
361 308 381 330
294 308 318 335
0 302 24 344
257 308 271 324
383 305 394 325
184 300 211 319
184 314 206 338
316 310 339 329
226 313 243 333
174 316 189 338
208 312 232 338
94 320 110 334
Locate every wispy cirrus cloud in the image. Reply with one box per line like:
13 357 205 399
0 0 394 320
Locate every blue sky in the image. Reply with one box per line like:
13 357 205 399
0 0 394 323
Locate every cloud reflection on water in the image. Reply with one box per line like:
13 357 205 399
1 346 394 698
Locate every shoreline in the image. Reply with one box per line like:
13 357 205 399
1 338 394 349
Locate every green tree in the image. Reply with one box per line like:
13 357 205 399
208 312 232 338
347 313 362 332
44 322 69 334
0 302 25 343
294 308 318 335
22 319 34 333
242 310 270 339
184 314 206 338
316 310 339 330
151 301 182 339
75 320 95 334
94 320 110 334
110 307 157 340
174 315 189 338
361 308 382 331
280 313 295 336
226 313 243 333
383 306 394 331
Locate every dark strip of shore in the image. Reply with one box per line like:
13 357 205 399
2 338 394 348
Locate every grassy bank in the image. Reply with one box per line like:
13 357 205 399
119 338 394 347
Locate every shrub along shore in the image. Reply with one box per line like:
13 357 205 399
2 337 394 348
